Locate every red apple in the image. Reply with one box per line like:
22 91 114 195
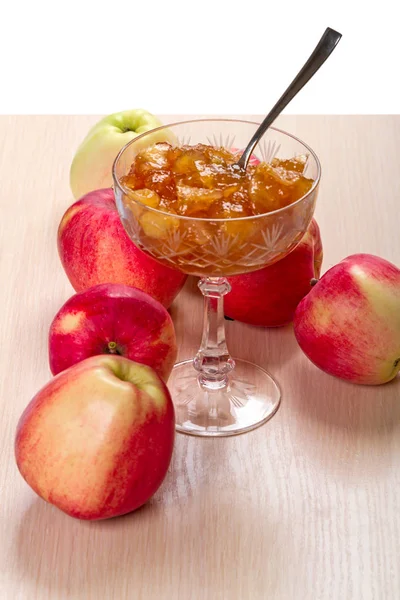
57 188 187 308
49 283 177 381
15 355 175 520
224 219 323 327
294 254 400 385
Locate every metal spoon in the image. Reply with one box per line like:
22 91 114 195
237 27 342 169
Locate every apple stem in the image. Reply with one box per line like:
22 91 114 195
310 278 319 287
107 341 119 354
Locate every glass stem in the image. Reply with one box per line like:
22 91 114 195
193 277 235 388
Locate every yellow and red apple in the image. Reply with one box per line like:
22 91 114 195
49 283 177 381
57 188 187 308
294 253 400 385
15 355 175 520
224 219 323 327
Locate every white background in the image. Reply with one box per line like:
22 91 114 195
1 0 399 114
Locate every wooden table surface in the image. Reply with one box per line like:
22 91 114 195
1 115 399 600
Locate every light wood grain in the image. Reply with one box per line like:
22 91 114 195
1 116 399 600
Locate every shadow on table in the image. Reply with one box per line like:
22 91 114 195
168 276 199 314
227 323 298 371
181 275 200 298
287 360 400 478
13 434 290 599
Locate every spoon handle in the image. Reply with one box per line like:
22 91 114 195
237 27 342 169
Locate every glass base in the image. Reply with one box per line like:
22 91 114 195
168 359 281 437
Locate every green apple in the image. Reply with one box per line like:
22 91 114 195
70 109 174 199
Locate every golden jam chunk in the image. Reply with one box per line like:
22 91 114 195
121 143 314 219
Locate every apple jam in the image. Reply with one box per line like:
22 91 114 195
121 143 314 220
119 142 316 277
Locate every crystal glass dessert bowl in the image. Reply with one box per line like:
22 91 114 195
113 119 321 437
